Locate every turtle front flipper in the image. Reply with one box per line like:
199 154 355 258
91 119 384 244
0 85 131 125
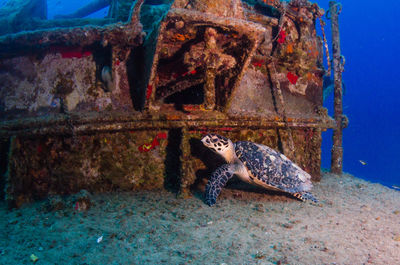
205 164 235 206
293 191 319 204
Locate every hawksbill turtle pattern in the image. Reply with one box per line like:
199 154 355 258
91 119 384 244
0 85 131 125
201 134 318 206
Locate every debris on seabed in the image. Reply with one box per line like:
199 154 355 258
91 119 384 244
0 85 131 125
30 254 39 263
254 251 266 259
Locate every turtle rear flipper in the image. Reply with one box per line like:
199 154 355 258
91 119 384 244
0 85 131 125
293 191 319 204
205 164 235 206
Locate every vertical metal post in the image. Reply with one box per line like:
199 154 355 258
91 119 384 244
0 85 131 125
329 1 344 174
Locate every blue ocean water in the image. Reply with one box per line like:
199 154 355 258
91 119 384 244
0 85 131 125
46 0 109 19
316 0 400 188
0 0 398 188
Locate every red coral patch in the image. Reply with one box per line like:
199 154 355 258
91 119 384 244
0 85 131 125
277 30 286 44
287 72 299 84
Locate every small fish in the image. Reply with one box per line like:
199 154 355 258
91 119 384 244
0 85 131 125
51 98 60 108
97 235 103 243
359 160 367 165
392 185 400 190
323 76 346 101
101 66 113 92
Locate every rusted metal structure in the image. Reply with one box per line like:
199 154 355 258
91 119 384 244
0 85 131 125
328 1 346 174
0 0 344 206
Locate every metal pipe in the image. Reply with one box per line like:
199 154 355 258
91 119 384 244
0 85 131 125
329 1 344 174
0 113 336 138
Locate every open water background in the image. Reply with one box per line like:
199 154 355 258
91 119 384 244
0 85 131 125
317 0 400 187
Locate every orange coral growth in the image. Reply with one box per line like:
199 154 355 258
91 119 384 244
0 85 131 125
173 33 191 42
166 115 180 120
307 45 319 58
286 43 294 54
174 33 186 41
263 0 277 5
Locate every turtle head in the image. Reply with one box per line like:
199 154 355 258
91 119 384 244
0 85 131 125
201 134 235 163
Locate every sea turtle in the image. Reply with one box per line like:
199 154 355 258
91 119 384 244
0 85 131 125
201 134 318 206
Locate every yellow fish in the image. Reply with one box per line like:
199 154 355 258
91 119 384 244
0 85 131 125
359 160 367 165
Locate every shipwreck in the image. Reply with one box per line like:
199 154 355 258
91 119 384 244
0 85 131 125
0 0 346 207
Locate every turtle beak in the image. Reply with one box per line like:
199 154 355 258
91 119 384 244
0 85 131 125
201 135 211 147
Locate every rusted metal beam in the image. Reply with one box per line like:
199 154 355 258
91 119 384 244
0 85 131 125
0 0 145 59
0 24 143 58
0 112 336 138
328 1 344 174
243 10 279 27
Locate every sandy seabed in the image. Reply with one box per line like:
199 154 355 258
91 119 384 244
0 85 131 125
1 172 400 265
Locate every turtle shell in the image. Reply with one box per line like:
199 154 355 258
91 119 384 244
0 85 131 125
234 141 312 193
